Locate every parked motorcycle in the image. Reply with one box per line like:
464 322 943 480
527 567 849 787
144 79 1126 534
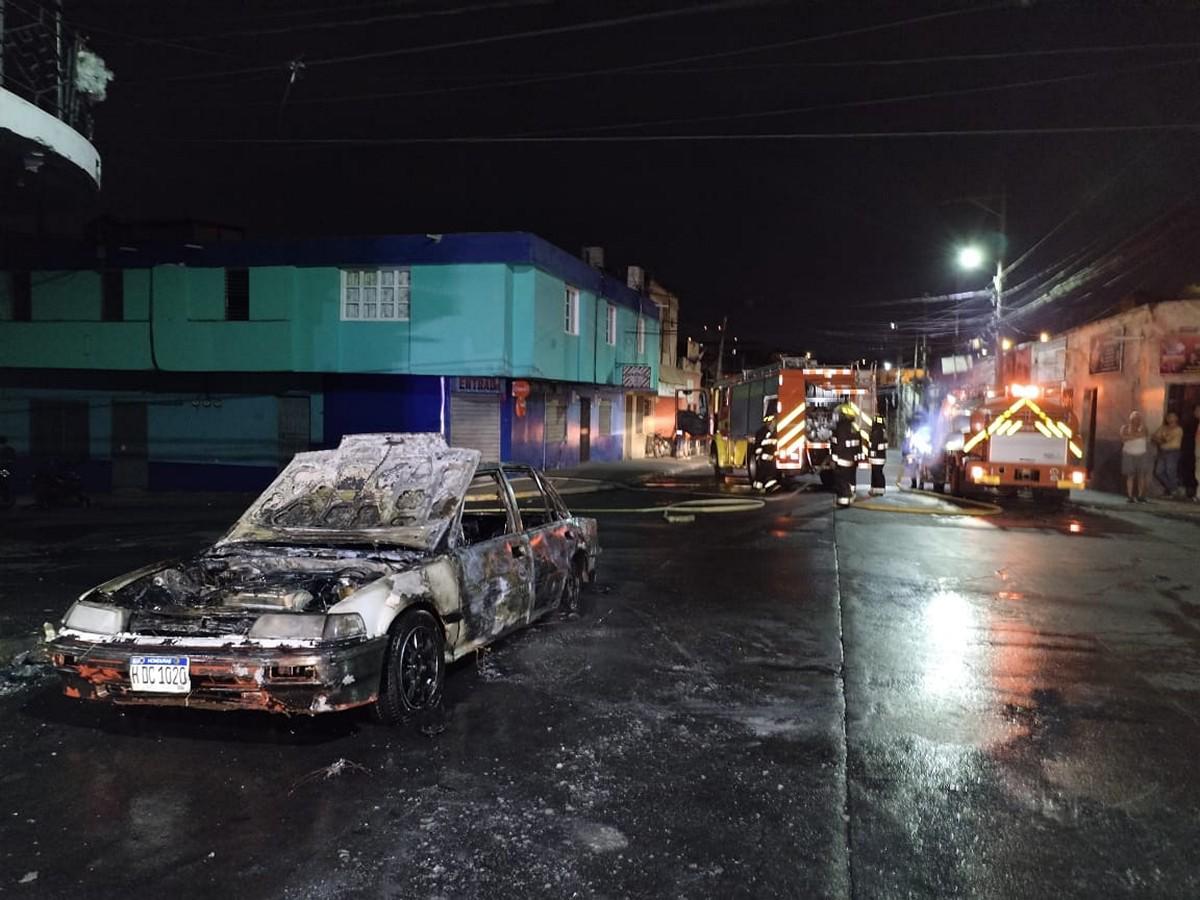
32 464 90 508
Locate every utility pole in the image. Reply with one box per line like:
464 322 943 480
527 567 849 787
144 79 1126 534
714 315 728 383
993 192 1007 386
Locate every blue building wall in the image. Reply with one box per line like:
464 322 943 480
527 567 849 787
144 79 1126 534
322 374 445 447
1 233 660 490
507 383 625 469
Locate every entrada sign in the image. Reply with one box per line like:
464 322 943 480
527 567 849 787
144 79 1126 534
454 377 502 393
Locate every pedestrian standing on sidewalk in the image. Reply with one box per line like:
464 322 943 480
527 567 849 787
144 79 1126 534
1152 411 1184 498
1119 411 1149 503
868 413 888 496
1191 403 1200 502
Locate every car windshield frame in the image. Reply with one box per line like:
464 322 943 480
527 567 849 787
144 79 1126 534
217 434 480 553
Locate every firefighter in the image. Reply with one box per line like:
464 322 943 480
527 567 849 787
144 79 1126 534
830 402 860 507
868 413 888 496
751 412 779 492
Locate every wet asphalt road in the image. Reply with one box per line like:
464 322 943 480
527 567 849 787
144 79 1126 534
1 473 1199 898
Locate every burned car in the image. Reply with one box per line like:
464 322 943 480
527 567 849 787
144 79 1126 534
48 434 598 722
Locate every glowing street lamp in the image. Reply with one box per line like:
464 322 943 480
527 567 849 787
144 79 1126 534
957 245 985 271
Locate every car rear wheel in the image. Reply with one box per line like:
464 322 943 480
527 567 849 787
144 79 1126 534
372 609 444 725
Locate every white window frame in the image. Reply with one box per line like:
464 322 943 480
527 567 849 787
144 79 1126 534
545 399 568 442
605 304 617 346
636 315 646 356
564 286 580 336
341 268 410 322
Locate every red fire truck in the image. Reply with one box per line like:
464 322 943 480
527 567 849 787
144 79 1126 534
710 358 878 486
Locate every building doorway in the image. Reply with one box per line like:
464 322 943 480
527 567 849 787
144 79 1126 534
111 402 148 490
1167 384 1200 495
578 397 591 463
1082 388 1098 473
278 396 311 468
450 393 501 462
31 400 89 467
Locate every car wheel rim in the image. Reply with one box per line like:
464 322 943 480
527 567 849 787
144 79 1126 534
399 624 439 708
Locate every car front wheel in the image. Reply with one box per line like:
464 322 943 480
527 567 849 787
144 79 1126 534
373 609 445 724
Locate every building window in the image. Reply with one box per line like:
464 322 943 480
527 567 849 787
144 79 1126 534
225 268 250 321
545 399 568 442
636 315 646 355
564 286 580 336
598 398 613 436
606 304 617 346
342 268 410 321
101 271 124 322
10 271 32 321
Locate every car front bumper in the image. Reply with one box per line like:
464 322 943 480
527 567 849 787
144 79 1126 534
48 635 388 715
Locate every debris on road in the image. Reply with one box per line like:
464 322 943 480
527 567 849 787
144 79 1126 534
290 757 370 794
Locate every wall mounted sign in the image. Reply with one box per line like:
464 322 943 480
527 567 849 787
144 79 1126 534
1160 334 1200 375
621 365 653 390
511 380 531 417
454 376 502 393
1032 337 1067 383
1088 329 1124 375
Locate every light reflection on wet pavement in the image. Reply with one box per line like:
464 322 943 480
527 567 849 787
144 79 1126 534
836 496 1200 898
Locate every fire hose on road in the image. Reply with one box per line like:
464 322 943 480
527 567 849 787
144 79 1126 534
852 487 1003 517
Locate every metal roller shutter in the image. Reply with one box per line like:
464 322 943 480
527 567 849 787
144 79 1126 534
450 393 501 461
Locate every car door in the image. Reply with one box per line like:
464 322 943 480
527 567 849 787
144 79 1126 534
504 465 577 616
454 470 534 646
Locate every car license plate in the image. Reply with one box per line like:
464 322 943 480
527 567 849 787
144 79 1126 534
129 656 190 693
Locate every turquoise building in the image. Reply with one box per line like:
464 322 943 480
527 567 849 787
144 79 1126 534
0 232 659 490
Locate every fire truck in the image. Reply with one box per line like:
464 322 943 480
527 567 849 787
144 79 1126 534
710 358 878 486
933 384 1087 502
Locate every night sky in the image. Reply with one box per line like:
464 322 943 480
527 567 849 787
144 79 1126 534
35 1 1200 358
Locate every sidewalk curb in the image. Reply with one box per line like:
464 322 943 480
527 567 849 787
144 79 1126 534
1070 492 1200 520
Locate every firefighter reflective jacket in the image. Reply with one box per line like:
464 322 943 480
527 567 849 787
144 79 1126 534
869 416 888 465
754 423 776 462
831 415 860 467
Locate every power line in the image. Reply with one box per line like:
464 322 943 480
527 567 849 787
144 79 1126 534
171 123 1200 145
148 1 756 84
134 2 1005 86
167 0 552 41
209 41 1200 107
650 41 1200 73
510 57 1200 138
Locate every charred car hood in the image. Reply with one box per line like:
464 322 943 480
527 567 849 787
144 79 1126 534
98 549 419 613
218 433 479 553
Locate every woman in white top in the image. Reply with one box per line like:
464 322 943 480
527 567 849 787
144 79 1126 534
1119 411 1149 502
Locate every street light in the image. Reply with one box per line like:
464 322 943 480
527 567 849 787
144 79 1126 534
955 237 1007 383
957 245 985 271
